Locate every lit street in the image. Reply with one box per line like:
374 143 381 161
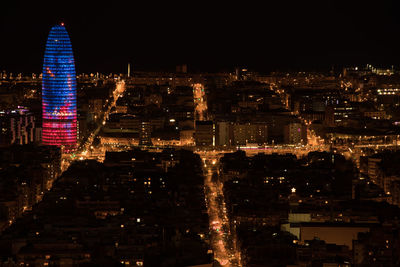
199 151 242 267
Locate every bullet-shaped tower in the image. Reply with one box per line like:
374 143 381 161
42 24 77 152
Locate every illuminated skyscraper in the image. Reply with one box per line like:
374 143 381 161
42 24 77 152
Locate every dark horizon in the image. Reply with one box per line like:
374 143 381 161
2 1 400 74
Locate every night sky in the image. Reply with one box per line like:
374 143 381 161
1 1 400 74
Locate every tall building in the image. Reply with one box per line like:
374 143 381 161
42 24 77 152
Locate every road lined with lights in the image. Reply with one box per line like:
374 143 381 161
62 80 126 170
83 80 125 155
79 80 125 155
200 152 242 267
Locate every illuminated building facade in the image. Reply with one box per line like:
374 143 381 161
139 121 152 146
42 24 77 152
232 122 268 146
0 107 37 146
284 122 307 145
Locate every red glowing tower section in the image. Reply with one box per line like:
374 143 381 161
42 24 77 152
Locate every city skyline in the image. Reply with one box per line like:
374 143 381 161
3 2 400 267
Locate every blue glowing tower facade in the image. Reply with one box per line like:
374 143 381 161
42 24 77 152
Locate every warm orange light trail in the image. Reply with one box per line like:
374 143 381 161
200 152 242 266
193 83 207 121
